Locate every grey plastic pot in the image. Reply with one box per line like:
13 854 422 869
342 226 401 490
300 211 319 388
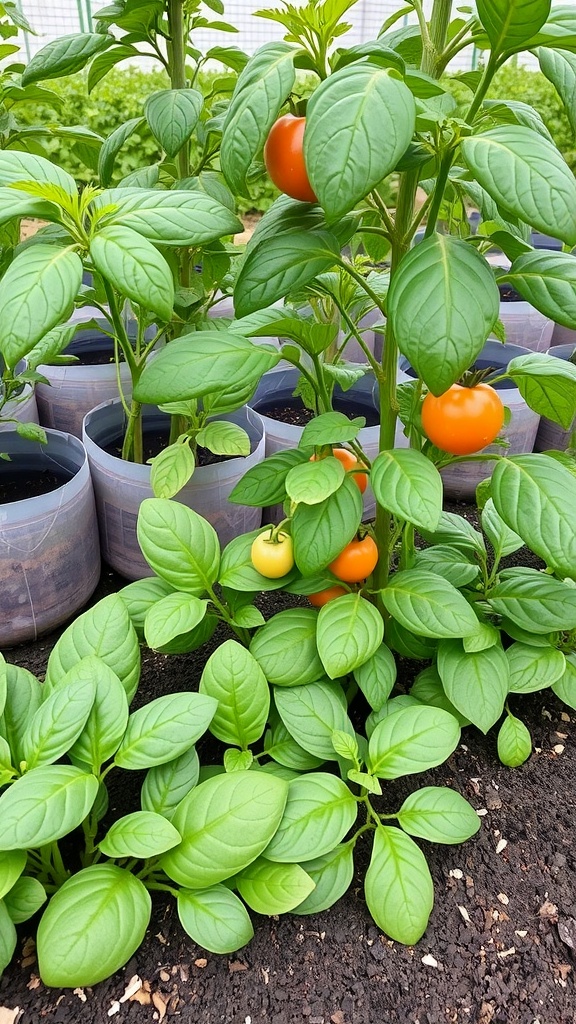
486 256 554 352
397 341 541 500
249 368 380 520
534 344 576 452
83 400 265 580
0 358 39 432
36 314 157 439
551 323 576 348
0 429 100 646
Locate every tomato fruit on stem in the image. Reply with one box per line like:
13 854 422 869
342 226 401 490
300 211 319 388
311 448 368 493
421 382 504 456
263 114 317 203
329 535 378 583
251 529 294 578
308 585 347 607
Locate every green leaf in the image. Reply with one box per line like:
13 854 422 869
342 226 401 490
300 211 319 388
437 639 509 733
98 117 145 187
552 651 576 709
3 876 47 924
1 665 42 766
224 748 254 772
409 665 471 727
497 713 532 766
234 230 341 317
353 643 397 711
387 235 500 395
476 0 551 54
115 692 217 770
506 250 576 331
380 569 480 638
506 641 566 693
397 786 481 844
419 510 486 556
461 126 576 246
68 658 130 771
316 593 384 679
96 187 242 245
22 32 113 85
274 681 355 761
0 766 98 850
218 528 298 592
0 244 82 369
37 864 151 988
199 639 270 747
145 88 203 158
286 456 345 505
538 47 576 134
196 420 250 457
506 351 576 430
137 498 220 593
229 448 310 507
88 42 140 91
481 498 524 560
236 858 315 914
412 545 480 589
150 442 195 499
490 570 576 632
221 42 295 195
90 225 174 321
21 668 96 771
368 705 460 779
371 449 443 530
141 745 200 821
0 186 59 229
177 885 253 954
304 63 415 222
45 594 140 704
292 475 363 576
365 826 433 945
99 811 181 859
144 592 208 650
0 150 76 195
299 413 364 448
0 850 26 901
264 772 357 863
119 578 175 637
491 456 576 577
250 608 324 686
0 899 16 975
264 718 324 771
160 771 288 888
0 655 6 719
292 843 355 915
134 331 280 403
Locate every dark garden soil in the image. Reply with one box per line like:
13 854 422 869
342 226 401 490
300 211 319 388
253 399 380 429
2 525 576 1024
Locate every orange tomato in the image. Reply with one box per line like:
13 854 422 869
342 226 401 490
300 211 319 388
308 586 347 607
328 535 378 583
263 114 317 203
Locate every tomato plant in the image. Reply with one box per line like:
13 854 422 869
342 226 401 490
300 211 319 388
251 528 294 578
329 535 378 583
421 383 504 456
311 448 368 492
263 114 317 203
308 585 347 606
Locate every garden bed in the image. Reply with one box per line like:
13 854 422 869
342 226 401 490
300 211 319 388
1 550 576 1024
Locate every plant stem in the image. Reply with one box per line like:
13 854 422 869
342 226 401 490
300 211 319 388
168 0 192 291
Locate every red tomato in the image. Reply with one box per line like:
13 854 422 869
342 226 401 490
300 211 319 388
310 448 368 493
328 536 378 584
421 383 504 456
263 114 317 203
308 586 347 607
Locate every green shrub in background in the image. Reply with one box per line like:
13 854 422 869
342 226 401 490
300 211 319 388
17 65 280 213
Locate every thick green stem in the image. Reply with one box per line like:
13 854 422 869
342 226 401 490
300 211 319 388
421 0 452 76
168 0 192 289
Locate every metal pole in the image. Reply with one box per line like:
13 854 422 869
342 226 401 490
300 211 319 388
76 0 86 33
85 0 93 31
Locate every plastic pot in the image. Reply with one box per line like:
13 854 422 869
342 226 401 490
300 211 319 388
83 400 265 580
249 368 380 520
0 358 39 432
397 341 541 500
534 343 576 452
0 429 100 646
550 323 576 348
484 258 554 353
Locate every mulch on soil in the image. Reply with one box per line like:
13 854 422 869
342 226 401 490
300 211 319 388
2 558 576 1024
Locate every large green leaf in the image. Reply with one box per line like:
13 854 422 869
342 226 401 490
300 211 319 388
506 641 565 693
234 230 341 317
552 651 576 710
177 885 254 954
292 476 363 576
380 569 480 638
145 89 203 158
134 331 280 403
505 250 576 330
0 245 82 368
98 117 145 187
481 498 524 561
0 150 76 194
316 593 384 679
364 826 433 945
506 348 576 429
3 877 47 924
286 456 345 505
221 42 295 195
98 811 181 859
0 899 16 976
263 772 357 862
397 786 481 844
1 665 42 766
460 126 576 246
497 713 532 766
160 771 288 888
412 545 480 589
136 498 221 593
115 692 217 770
37 864 151 987
387 235 500 394
144 593 208 650
491 455 576 577
371 449 443 530
292 843 355 915
527 7 576 51
141 745 200 821
21 668 97 771
0 766 98 850
264 717 324 771
353 644 397 711
229 448 311 507
236 859 315 915
304 63 415 222
0 187 59 229
94 188 242 245
68 658 129 771
476 0 551 54
199 639 270 747
0 850 26 902
22 32 113 86
538 47 576 134
274 681 355 761
90 225 174 321
368 705 460 779
489 570 576 632
437 639 509 733
250 608 324 686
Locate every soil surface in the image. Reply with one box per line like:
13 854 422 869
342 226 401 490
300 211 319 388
0 468 71 503
2 535 576 1023
254 397 380 429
